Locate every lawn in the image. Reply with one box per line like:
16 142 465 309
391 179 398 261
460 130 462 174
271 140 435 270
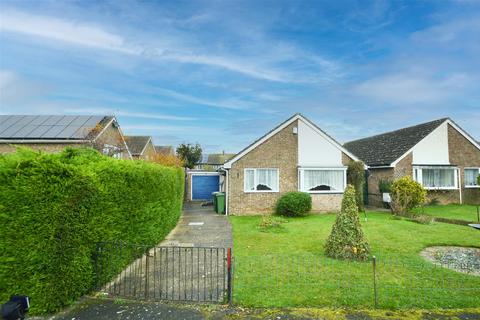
412 204 480 222
230 212 480 309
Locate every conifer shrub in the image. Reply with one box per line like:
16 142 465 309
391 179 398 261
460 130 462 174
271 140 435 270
324 185 370 261
275 191 312 217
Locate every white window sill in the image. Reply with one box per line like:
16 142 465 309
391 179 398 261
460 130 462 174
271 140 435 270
301 190 344 194
244 190 279 193
465 185 480 189
424 187 458 190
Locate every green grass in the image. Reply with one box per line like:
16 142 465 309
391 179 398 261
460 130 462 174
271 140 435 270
230 212 480 309
412 204 480 222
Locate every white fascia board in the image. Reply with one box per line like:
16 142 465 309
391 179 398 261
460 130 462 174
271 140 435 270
224 114 361 169
390 119 448 167
223 114 302 168
299 116 362 164
139 137 152 156
391 119 480 167
446 119 480 151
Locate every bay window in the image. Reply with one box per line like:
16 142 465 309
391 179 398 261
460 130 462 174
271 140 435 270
413 166 458 189
298 168 347 193
244 168 279 192
465 168 480 187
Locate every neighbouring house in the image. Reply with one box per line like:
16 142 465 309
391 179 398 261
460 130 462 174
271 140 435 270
220 113 360 215
185 153 234 201
125 135 156 161
155 145 175 156
195 152 235 171
0 115 131 159
344 118 480 206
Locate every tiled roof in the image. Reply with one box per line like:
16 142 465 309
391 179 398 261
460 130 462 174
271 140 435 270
155 145 174 155
0 115 113 140
201 153 235 164
344 118 448 167
124 136 151 155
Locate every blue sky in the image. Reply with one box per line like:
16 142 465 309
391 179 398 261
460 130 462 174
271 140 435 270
0 0 479 153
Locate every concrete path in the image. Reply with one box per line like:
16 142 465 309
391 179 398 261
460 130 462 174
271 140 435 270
100 202 233 303
161 202 233 248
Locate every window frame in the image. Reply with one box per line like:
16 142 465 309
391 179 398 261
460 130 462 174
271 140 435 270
464 167 480 188
243 168 280 193
298 167 347 194
412 166 459 190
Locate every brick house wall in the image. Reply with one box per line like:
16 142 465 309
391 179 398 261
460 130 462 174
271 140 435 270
227 120 354 215
228 121 298 215
448 124 480 205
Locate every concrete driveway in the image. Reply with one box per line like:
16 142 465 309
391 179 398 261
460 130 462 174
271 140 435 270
99 202 233 302
161 202 233 248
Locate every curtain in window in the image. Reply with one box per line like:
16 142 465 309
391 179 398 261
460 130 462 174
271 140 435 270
303 170 344 191
245 169 255 191
422 168 455 188
257 169 278 191
465 169 479 186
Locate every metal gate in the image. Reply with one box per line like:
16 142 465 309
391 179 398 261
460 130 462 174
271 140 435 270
94 242 232 303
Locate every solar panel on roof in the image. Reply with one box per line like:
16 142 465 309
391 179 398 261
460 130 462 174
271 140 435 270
0 115 23 136
11 116 41 138
0 116 33 137
56 116 77 126
0 115 12 127
69 116 92 126
24 126 52 138
56 125 82 139
41 115 65 126
41 125 68 138
83 116 104 127
29 116 51 126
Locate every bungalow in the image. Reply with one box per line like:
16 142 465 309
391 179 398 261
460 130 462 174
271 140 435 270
221 113 360 215
344 118 480 206
125 135 156 161
0 115 131 159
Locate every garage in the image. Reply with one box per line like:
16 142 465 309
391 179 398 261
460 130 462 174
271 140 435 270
190 173 220 201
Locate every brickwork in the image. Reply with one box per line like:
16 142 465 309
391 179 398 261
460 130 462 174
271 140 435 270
448 124 480 205
366 168 394 207
228 121 299 215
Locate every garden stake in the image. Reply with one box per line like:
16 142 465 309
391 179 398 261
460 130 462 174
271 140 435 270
227 247 232 305
372 256 378 308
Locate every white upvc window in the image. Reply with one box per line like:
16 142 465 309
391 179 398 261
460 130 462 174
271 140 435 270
413 166 458 190
298 167 347 193
244 168 279 192
465 168 480 188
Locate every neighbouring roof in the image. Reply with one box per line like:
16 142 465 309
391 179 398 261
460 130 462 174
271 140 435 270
199 153 236 165
344 118 448 167
124 136 152 155
155 145 174 155
0 115 114 141
224 113 359 168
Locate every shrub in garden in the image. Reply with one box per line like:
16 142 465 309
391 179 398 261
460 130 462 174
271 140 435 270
275 191 312 216
324 185 369 261
0 147 184 314
390 176 427 216
347 161 365 212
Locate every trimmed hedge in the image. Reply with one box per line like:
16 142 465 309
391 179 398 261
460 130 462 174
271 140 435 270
0 148 184 314
275 192 312 217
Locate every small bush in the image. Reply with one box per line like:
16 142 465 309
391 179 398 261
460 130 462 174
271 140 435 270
258 214 287 232
390 176 427 216
347 161 365 212
275 192 312 217
324 185 370 261
378 180 392 193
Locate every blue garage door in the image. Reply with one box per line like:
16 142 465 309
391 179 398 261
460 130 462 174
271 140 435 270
192 175 220 200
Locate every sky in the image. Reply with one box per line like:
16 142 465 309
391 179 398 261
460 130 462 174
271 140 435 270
0 0 479 153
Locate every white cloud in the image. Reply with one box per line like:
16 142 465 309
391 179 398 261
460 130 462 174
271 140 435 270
0 70 49 106
0 9 340 83
0 10 137 54
64 107 196 121
353 73 471 104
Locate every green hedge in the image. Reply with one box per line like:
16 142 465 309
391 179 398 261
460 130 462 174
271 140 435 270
0 148 184 314
275 192 312 217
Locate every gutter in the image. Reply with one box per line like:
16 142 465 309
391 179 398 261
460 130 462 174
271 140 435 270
0 139 88 144
218 167 229 216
